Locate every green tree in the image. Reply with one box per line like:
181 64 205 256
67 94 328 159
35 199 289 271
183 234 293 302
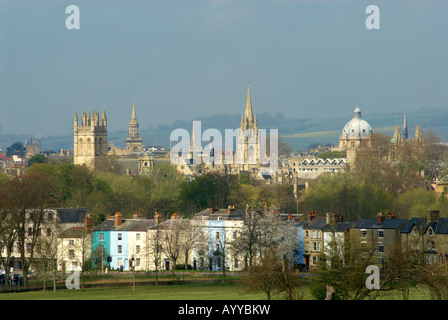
27 154 47 167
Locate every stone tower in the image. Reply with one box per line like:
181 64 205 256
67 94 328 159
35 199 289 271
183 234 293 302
125 103 143 154
237 84 259 173
74 109 108 169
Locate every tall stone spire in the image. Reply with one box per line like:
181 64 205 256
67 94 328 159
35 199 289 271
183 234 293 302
402 112 408 139
244 84 254 123
126 103 142 153
131 102 137 120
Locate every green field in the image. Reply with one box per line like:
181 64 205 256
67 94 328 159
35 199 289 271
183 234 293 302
0 281 433 300
0 282 265 300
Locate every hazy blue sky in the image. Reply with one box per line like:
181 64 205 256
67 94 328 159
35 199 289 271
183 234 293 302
0 0 447 138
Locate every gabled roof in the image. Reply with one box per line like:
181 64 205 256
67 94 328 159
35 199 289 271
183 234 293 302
400 217 426 234
428 218 448 234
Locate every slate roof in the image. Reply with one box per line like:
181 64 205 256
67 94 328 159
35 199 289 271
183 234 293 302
193 208 246 220
355 218 408 230
56 208 87 224
323 221 355 233
91 219 154 232
60 227 85 238
400 217 426 234
304 217 328 229
428 218 448 234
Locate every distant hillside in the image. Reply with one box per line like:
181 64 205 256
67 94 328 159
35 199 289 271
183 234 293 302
1 107 447 153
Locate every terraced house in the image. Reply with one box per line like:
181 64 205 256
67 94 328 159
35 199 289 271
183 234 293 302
354 212 408 265
401 210 448 265
91 212 154 271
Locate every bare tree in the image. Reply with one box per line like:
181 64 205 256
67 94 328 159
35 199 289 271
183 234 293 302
160 219 184 271
147 223 163 285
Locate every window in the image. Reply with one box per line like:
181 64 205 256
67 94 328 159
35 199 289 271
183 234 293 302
312 242 320 251
428 229 433 236
215 231 220 241
413 228 418 236
118 233 122 241
136 233 140 241
99 233 104 241
69 239 74 246
69 249 75 258
136 258 141 267
378 230 384 238
136 245 140 254
234 259 239 269
378 244 384 253
361 230 367 238
118 245 122 254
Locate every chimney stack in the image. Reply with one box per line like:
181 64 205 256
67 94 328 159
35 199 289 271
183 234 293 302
171 212 181 219
386 212 396 220
84 214 93 234
427 209 440 223
227 205 236 214
154 211 163 224
133 211 141 219
308 211 318 222
114 212 123 226
377 212 385 224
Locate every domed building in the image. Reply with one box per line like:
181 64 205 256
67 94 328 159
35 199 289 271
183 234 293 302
338 106 373 150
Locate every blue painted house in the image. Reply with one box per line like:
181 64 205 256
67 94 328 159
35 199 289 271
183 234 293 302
91 212 153 271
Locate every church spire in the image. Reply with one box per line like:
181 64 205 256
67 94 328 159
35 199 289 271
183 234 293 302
402 112 408 139
244 84 254 123
131 101 137 120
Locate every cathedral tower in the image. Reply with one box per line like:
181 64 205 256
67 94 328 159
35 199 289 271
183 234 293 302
125 103 143 153
74 109 108 169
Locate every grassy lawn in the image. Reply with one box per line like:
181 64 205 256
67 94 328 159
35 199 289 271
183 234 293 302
0 282 267 300
0 281 434 300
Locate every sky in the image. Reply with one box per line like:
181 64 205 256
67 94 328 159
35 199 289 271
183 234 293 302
0 0 447 138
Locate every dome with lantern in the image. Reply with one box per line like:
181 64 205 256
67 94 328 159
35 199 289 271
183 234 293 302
338 106 373 150
340 106 372 140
